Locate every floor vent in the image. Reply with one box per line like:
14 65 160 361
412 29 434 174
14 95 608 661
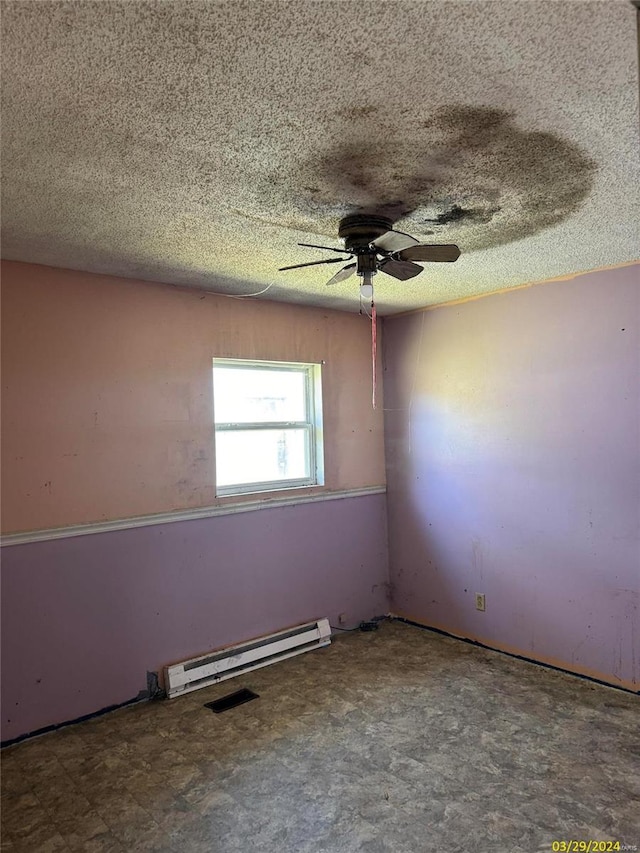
165 618 331 698
204 688 259 713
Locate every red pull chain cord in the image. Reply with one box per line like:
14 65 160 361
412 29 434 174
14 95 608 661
371 301 377 409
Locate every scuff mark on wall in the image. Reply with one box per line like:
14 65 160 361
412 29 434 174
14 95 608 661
471 538 485 582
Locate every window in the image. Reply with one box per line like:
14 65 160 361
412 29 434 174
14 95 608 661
212 358 324 497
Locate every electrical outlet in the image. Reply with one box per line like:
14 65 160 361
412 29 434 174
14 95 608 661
338 612 347 625
475 593 486 612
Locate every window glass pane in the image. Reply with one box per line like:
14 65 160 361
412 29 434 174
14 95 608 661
213 367 306 423
215 428 310 488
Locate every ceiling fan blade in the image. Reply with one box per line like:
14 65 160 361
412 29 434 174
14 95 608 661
279 257 348 271
397 244 461 263
326 263 356 286
298 242 352 254
378 258 423 281
373 230 419 253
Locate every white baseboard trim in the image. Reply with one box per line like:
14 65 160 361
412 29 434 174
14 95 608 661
1 486 386 546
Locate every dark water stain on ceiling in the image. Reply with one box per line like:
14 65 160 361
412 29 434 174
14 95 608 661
248 105 597 252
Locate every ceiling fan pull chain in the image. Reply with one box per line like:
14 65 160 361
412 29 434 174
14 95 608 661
371 299 377 410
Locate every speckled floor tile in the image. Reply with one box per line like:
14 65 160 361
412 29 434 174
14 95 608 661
10 825 69 853
1 621 639 852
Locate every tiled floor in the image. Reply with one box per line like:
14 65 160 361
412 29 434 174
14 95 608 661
1 620 639 852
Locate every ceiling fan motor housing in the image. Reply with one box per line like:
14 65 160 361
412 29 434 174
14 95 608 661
338 214 394 252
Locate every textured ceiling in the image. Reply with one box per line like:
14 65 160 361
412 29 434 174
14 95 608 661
2 0 639 314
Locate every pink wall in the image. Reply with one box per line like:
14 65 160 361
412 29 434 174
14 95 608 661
383 265 639 691
1 261 385 533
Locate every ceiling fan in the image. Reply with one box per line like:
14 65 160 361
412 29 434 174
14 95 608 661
278 213 461 294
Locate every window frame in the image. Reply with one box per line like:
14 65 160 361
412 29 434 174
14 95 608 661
212 357 324 497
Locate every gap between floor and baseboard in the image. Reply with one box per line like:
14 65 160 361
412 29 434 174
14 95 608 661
2 615 350 748
0 693 150 750
4 614 636 748
0 671 165 749
390 615 639 696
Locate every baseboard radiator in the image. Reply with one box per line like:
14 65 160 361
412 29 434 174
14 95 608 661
165 618 331 699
